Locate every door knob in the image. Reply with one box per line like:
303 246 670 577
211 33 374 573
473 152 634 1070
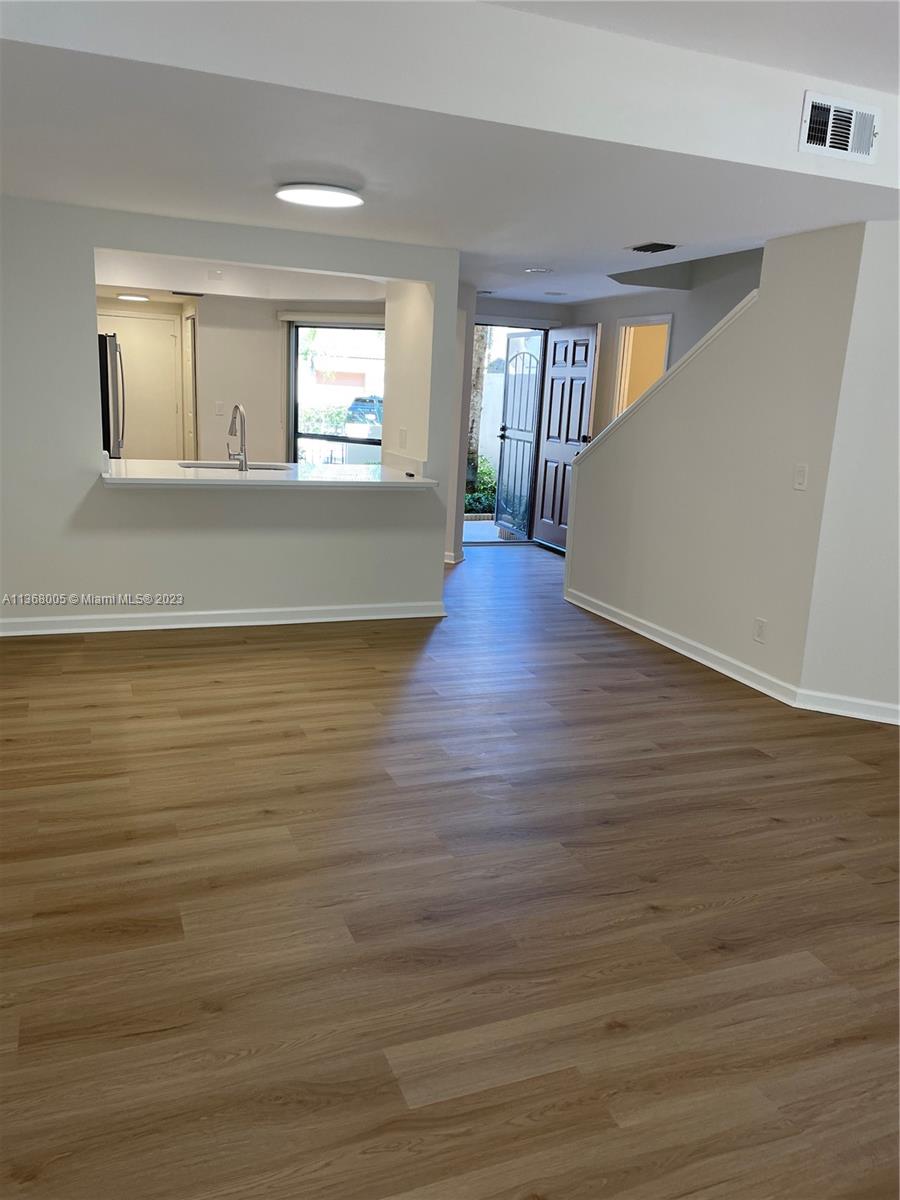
580 434 592 443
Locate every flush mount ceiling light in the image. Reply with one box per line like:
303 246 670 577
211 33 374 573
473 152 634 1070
523 266 552 274
117 294 149 302
275 184 364 208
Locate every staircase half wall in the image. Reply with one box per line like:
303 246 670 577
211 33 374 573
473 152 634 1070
565 222 899 724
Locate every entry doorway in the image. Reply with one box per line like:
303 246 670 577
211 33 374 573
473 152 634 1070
613 315 671 419
463 322 598 552
463 325 544 545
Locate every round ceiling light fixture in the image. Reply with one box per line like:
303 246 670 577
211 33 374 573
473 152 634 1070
117 294 150 302
523 266 552 274
275 183 364 208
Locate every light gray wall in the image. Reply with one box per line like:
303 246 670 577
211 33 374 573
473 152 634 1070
95 249 387 303
566 225 865 698
0 197 459 630
573 250 763 432
383 281 434 470
196 295 287 463
7 2 895 187
475 297 577 326
800 221 899 714
195 295 387 462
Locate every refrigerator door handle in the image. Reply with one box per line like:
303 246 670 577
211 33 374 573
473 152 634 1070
116 341 126 449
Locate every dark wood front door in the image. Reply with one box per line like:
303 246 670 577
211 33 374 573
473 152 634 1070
533 326 596 550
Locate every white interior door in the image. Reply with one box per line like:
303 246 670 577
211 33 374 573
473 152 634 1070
98 313 181 459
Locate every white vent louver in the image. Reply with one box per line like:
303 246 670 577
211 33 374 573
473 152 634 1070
799 91 879 162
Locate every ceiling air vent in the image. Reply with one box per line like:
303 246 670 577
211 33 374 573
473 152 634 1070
630 242 677 254
799 91 879 162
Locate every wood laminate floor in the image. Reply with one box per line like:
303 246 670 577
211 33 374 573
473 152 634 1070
1 546 897 1199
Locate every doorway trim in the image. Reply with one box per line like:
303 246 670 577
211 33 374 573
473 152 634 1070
612 313 672 420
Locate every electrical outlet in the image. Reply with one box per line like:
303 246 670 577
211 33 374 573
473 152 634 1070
793 462 808 491
753 617 767 644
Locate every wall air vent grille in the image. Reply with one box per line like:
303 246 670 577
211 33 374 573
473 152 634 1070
851 110 877 156
799 91 879 162
630 242 677 254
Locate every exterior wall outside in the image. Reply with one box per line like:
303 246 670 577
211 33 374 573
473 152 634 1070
479 373 505 475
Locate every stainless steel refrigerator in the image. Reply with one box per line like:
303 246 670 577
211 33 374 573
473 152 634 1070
98 332 126 458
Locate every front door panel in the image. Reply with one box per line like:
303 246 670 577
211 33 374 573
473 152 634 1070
533 327 596 550
495 332 543 539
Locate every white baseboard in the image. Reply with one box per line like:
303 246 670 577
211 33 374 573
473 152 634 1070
565 588 899 726
0 601 447 638
444 551 465 564
792 688 899 725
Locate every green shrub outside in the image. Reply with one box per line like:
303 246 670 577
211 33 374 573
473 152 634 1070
465 455 497 515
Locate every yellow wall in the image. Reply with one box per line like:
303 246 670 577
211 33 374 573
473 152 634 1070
622 322 669 411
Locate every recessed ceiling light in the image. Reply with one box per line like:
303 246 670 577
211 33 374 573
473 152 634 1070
523 266 552 274
275 184 364 208
117 294 149 302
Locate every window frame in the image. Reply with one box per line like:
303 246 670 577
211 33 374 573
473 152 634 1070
287 321 386 463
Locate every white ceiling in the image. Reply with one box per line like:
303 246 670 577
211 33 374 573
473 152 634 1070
1 39 896 302
500 2 900 94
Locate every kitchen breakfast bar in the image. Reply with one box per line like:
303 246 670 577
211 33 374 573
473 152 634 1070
101 459 439 490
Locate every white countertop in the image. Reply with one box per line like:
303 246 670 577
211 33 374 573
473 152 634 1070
101 459 438 490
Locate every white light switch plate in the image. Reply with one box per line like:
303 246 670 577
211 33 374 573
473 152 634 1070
215 401 225 416
793 463 808 491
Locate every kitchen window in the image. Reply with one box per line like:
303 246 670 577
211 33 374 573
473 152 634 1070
289 324 385 466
